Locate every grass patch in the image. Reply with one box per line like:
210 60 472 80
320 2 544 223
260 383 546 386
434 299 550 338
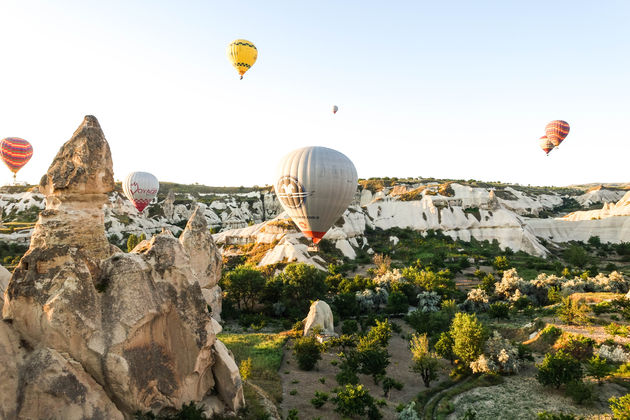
218 332 288 404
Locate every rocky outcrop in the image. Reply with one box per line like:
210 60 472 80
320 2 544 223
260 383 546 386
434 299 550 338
1 116 243 419
0 264 10 295
303 300 336 337
179 206 223 320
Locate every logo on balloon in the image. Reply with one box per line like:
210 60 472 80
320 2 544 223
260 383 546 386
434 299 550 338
276 176 312 209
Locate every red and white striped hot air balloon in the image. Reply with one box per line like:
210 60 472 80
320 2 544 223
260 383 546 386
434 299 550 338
545 120 570 147
123 172 159 212
0 137 33 181
539 136 554 156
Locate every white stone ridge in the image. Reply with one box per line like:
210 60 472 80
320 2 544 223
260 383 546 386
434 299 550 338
576 188 627 207
4 182 630 268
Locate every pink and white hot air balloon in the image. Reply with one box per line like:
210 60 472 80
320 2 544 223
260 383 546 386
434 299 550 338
123 172 159 212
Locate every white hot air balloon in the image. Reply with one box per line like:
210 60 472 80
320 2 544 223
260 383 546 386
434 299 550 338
123 172 159 212
274 146 358 245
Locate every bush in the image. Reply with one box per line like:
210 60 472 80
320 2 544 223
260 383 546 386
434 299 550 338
556 335 594 361
565 380 594 405
540 325 563 342
435 332 456 364
557 297 590 326
585 355 610 384
311 391 329 409
592 301 613 315
341 319 359 335
537 412 580 420
397 401 420 420
536 350 583 389
387 290 409 313
222 264 266 312
605 322 629 337
564 245 589 268
293 335 322 371
409 333 440 387
332 384 382 420
488 302 510 319
609 394 630 419
382 377 403 397
239 357 252 381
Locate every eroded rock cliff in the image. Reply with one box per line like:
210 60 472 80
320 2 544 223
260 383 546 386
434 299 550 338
1 116 243 419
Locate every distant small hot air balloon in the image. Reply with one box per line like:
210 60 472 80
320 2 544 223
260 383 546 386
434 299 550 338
333 105 338 114
0 137 33 181
227 39 257 79
539 136 554 156
274 146 358 245
123 172 159 212
545 120 570 147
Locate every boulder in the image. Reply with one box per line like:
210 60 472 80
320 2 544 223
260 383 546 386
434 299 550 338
212 339 245 412
303 300 336 337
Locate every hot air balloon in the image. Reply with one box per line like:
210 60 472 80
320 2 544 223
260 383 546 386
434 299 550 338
545 120 570 147
333 105 338 114
227 39 257 79
539 136 554 156
0 137 33 181
274 146 358 245
123 172 159 212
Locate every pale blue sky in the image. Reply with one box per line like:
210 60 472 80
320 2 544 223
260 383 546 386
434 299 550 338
0 1 628 187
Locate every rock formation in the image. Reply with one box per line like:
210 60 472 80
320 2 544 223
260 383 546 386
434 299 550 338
303 300 336 337
1 116 244 419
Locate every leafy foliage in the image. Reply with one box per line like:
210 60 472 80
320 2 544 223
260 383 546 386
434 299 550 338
536 350 583 389
450 313 485 367
293 335 322 371
332 384 382 420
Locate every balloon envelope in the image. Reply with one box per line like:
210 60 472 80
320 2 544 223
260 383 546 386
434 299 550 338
227 39 257 79
274 146 358 244
333 105 338 114
539 136 554 155
123 172 159 212
545 120 570 147
1 137 33 174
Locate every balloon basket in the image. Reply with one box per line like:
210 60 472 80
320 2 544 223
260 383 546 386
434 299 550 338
307 245 319 253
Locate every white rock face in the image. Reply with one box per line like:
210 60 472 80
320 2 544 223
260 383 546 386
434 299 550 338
0 265 10 295
303 300 335 337
576 187 626 207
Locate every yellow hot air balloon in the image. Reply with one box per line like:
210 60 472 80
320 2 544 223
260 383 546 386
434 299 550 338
227 39 257 79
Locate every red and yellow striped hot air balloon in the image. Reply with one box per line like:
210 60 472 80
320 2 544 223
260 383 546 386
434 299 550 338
545 120 570 147
0 137 33 181
539 136 554 156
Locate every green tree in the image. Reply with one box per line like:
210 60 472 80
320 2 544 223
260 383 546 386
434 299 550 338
493 256 510 273
564 245 589 268
435 332 456 365
409 333 440 387
402 266 457 298
357 338 390 384
536 350 583 389
293 335 322 371
364 319 392 348
386 291 409 314
127 234 139 252
332 384 382 420
557 296 590 326
279 263 327 309
609 394 630 420
450 313 485 367
585 355 610 385
221 264 266 311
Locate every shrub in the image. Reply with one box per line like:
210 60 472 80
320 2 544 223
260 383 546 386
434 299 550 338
435 332 456 364
416 291 441 312
333 293 360 318
556 335 594 361
287 408 299 420
488 302 510 319
597 344 630 363
239 357 252 381
605 322 629 337
609 394 630 420
536 350 583 389
387 290 409 314
461 288 490 312
537 412 580 420
585 355 610 384
311 391 329 409
293 335 322 371
493 256 510 273
364 319 393 348
565 380 594 405
470 331 520 374
341 319 359 335
540 325 562 342
357 340 390 384
332 384 382 420
382 377 403 397
557 297 590 326
592 301 613 315
397 401 420 420
564 245 589 268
